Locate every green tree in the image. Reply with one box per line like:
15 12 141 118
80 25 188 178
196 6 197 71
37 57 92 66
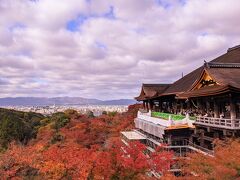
50 112 70 131
0 108 44 148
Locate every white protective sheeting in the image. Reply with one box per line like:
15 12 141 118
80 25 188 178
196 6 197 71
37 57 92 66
134 118 165 138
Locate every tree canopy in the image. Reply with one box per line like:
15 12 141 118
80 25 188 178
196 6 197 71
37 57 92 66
1 105 239 179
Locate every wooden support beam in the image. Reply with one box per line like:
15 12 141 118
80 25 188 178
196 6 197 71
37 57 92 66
167 135 172 145
187 100 191 110
206 101 211 114
149 101 154 111
230 94 236 120
207 127 211 132
223 129 227 136
159 100 162 112
197 99 203 115
214 99 220 118
180 101 184 114
213 132 219 138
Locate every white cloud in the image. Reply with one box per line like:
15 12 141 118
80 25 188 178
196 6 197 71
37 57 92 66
0 0 240 99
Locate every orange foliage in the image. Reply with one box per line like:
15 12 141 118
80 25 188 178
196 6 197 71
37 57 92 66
40 143 95 179
0 104 176 179
180 139 240 180
150 145 175 174
119 141 150 172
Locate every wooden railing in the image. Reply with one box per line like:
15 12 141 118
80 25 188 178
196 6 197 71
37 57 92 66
195 116 240 129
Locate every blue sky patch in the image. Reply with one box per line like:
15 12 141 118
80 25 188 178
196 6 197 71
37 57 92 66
133 27 146 34
200 32 209 36
13 49 32 58
66 15 88 32
95 41 107 50
66 6 115 32
103 6 115 19
9 23 26 32
0 78 9 85
178 0 187 6
32 78 48 84
155 0 172 9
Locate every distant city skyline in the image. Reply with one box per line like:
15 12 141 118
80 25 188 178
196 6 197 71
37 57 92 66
0 0 240 100
3 104 128 116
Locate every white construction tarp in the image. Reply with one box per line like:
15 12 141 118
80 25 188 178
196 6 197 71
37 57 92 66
134 118 166 138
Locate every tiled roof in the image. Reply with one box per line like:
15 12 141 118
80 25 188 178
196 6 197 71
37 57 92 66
135 84 171 101
136 45 240 100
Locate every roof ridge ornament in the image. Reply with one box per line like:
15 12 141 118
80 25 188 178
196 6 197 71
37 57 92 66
204 60 209 68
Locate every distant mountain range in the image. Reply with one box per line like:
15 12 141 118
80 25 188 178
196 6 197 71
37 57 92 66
0 97 137 106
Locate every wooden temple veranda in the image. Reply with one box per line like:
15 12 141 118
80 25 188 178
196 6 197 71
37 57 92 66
122 45 240 155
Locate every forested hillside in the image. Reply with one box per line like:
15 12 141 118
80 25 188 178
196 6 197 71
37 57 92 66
0 106 240 179
0 108 44 149
0 105 174 179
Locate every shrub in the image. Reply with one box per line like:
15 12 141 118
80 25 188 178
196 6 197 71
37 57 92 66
102 111 107 115
86 111 94 118
108 111 117 117
40 118 51 126
50 133 64 144
50 112 70 131
64 109 79 119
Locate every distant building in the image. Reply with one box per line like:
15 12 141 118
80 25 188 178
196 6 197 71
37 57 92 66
122 45 240 156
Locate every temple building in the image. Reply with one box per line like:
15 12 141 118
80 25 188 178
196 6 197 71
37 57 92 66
122 45 240 155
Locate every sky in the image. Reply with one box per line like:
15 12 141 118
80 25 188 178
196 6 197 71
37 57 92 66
0 0 240 100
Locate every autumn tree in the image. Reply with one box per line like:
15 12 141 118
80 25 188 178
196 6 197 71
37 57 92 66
180 139 240 180
0 104 175 179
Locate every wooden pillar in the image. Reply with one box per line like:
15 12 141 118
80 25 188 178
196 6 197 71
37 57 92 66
149 101 154 111
143 101 145 109
197 99 203 115
230 94 236 120
213 99 219 118
168 102 171 113
147 101 151 111
206 101 210 114
146 101 149 111
167 135 172 145
200 130 205 147
153 103 156 111
187 100 191 114
144 101 147 109
159 100 162 112
213 132 219 138
173 101 177 114
180 101 184 114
